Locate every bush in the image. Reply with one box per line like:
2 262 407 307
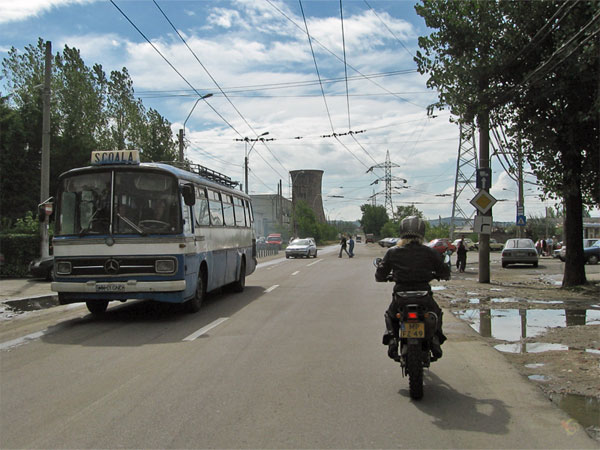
0 233 41 277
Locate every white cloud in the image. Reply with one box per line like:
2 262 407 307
0 0 95 24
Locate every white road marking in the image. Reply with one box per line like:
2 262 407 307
264 285 279 293
306 259 322 267
291 271 300 276
183 318 229 342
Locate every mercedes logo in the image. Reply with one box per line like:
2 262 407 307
104 259 120 274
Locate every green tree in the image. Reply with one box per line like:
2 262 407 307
414 0 598 286
140 108 178 162
359 204 389 236
395 204 424 221
380 220 399 238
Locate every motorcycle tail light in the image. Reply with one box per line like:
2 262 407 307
407 311 418 320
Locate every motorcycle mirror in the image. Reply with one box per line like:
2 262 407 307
373 257 382 267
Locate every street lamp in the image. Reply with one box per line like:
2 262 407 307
178 93 213 162
238 132 269 194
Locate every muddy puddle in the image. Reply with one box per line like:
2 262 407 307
454 307 600 343
2 296 60 315
452 300 600 438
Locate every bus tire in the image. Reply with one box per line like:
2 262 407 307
233 259 246 293
86 300 108 316
187 270 206 313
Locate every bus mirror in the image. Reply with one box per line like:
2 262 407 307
182 184 195 206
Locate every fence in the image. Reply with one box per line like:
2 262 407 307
256 243 280 258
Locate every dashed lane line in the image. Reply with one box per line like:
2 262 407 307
183 318 229 342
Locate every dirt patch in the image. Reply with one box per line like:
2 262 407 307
434 257 600 400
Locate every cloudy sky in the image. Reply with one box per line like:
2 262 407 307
0 0 569 223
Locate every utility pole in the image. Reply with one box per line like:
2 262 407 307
178 129 184 162
40 41 51 260
478 111 491 283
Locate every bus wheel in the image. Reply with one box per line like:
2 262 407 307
233 260 246 293
187 270 206 313
86 300 108 316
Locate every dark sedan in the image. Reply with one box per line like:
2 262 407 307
29 256 54 280
584 240 600 265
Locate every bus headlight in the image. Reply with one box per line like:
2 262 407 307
56 261 72 275
155 259 175 274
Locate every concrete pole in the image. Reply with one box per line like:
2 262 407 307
40 41 51 259
478 111 491 283
178 129 184 162
517 145 524 238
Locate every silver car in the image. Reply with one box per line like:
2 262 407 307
501 238 538 268
285 238 317 258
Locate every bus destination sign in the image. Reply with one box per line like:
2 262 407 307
91 150 140 165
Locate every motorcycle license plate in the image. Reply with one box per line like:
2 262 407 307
401 322 425 338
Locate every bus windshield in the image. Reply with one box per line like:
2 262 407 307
56 170 181 236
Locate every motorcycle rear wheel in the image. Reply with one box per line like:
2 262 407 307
406 346 424 400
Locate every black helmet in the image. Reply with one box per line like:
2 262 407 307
399 216 425 238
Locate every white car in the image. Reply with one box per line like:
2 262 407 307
501 238 538 268
285 238 317 258
452 238 476 251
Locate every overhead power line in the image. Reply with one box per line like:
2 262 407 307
109 0 242 137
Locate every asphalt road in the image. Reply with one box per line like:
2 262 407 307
1 244 596 448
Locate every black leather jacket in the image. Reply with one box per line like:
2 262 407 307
375 241 450 291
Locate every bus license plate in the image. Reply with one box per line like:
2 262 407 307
96 283 126 292
401 322 425 338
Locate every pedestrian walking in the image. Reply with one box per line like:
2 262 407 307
456 239 467 272
348 236 355 258
339 234 350 258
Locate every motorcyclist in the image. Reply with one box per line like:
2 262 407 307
375 216 450 361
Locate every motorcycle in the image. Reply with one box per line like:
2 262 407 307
374 256 449 400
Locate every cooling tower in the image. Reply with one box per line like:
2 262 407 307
290 170 326 223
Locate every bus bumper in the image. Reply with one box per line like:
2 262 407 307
52 280 186 294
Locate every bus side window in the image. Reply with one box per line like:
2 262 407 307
207 189 223 226
234 197 246 227
194 186 210 226
245 200 254 224
222 194 235 226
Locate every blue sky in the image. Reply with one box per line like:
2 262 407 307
0 0 565 223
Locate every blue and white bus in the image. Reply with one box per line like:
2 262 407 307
51 150 257 315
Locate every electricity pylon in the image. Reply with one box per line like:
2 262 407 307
367 150 407 219
450 123 478 240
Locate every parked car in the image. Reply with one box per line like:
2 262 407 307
285 238 317 258
558 238 598 262
378 237 399 248
584 240 600 265
475 238 503 251
28 255 54 280
452 238 476 251
552 241 563 258
427 238 457 254
501 238 538 268
365 233 375 243
355 235 362 243
266 233 283 249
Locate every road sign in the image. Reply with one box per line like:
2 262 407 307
516 215 527 226
476 168 492 190
470 190 497 214
474 215 493 235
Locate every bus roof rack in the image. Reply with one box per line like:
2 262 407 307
162 161 240 188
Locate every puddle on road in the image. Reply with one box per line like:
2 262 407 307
549 393 600 436
455 308 600 342
3 296 59 313
528 374 551 382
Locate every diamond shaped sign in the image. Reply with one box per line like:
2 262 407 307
470 190 497 214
